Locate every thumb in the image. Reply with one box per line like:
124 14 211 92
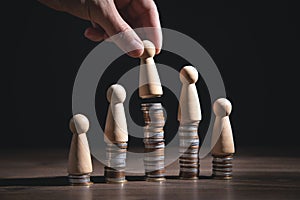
89 3 143 58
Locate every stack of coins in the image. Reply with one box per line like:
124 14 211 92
104 143 127 183
178 121 200 179
68 175 92 186
212 154 233 180
141 103 166 182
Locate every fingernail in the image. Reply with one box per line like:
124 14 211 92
84 29 90 38
156 48 161 55
127 40 144 58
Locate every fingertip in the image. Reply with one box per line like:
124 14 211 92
84 28 91 38
84 34 102 42
84 27 104 42
125 38 144 58
155 48 161 55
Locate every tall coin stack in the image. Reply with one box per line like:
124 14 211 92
178 121 200 179
104 143 127 183
141 103 166 182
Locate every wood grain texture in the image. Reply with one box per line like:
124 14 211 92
67 134 93 175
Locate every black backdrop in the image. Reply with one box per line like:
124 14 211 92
1 1 298 150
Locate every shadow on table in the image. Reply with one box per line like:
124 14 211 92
0 176 105 186
0 176 70 186
92 176 146 182
0 175 212 186
165 175 212 180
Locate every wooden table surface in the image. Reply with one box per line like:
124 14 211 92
1 148 300 200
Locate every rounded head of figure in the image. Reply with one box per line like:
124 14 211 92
179 66 199 84
213 98 232 117
140 40 156 59
69 114 89 134
106 84 126 104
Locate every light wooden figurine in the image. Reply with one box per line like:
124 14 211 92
211 98 235 179
177 66 201 179
104 84 128 144
178 66 202 123
68 114 93 186
139 40 163 99
104 84 128 183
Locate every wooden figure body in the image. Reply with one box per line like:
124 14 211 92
178 66 201 124
104 84 128 144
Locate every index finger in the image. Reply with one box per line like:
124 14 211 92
129 0 162 54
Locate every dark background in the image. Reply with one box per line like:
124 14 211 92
1 1 298 150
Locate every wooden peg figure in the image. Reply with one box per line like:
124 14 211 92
104 84 128 144
211 98 235 179
139 40 163 99
68 114 93 186
178 66 202 123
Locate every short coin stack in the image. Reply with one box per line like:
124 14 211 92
212 155 233 179
104 143 127 183
178 121 200 179
141 103 166 182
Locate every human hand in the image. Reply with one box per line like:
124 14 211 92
38 0 162 57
